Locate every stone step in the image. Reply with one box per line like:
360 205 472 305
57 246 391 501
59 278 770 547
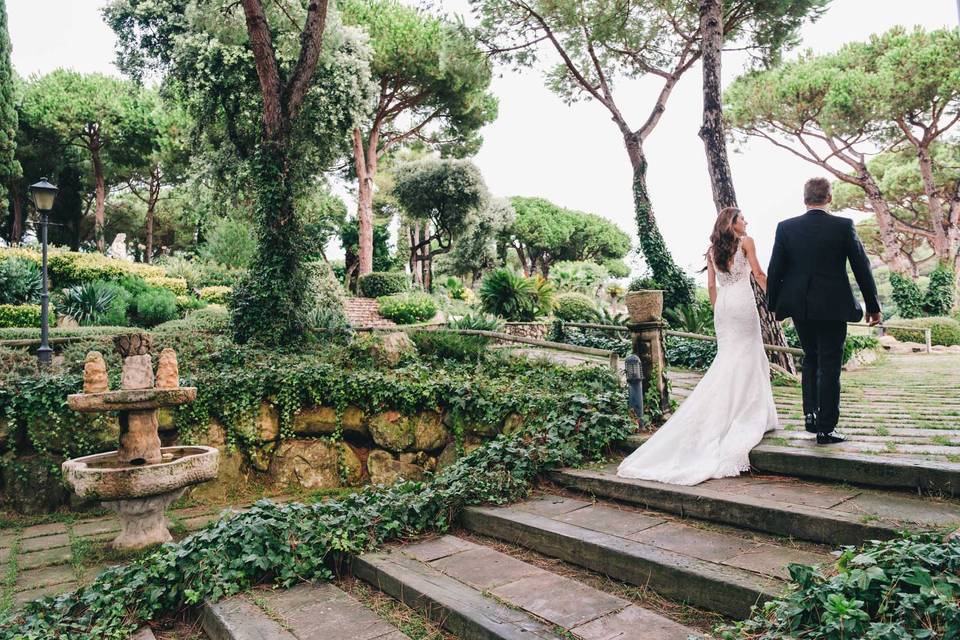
549 465 960 546
615 435 960 493
352 534 701 640
461 494 830 619
201 582 409 640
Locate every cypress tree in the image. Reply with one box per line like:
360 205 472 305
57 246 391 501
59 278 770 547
0 0 20 224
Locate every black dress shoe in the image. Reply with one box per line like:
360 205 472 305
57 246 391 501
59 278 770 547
804 413 818 434
816 431 846 445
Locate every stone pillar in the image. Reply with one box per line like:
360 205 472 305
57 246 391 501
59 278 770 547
627 321 669 413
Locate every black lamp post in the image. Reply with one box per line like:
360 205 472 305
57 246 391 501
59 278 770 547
29 178 58 366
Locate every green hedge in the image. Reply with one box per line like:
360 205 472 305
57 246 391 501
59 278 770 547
0 304 41 329
378 292 437 324
888 316 960 346
553 292 600 322
0 325 138 341
359 271 409 298
0 247 166 289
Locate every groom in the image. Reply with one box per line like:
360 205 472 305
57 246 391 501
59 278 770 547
766 177 882 445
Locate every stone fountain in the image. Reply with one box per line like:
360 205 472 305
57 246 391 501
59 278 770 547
62 334 219 550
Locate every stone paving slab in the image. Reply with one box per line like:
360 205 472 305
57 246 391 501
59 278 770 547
570 604 698 640
18 547 72 571
19 533 71 554
14 563 76 592
723 545 826 581
461 504 782 618
13 582 76 606
554 504 665 538
387 535 704 639
551 465 960 547
628 522 761 566
516 494 591 517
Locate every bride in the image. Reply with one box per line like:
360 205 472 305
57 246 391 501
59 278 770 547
617 207 779 486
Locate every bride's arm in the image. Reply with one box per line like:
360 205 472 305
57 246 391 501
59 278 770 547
707 253 717 307
742 236 768 291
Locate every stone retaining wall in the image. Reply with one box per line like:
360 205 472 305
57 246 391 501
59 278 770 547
503 323 551 340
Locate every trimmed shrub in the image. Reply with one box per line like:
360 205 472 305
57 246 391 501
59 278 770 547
378 292 438 324
144 276 189 296
480 268 537 321
198 286 232 305
154 305 231 333
0 325 137 340
158 255 246 289
890 272 924 319
359 271 409 298
922 265 955 316
842 335 880 365
553 292 600 322
48 250 164 287
0 304 41 329
888 316 960 346
175 295 206 315
133 289 179 327
0 257 42 305
411 330 489 362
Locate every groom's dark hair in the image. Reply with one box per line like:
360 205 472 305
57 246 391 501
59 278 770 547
804 177 832 206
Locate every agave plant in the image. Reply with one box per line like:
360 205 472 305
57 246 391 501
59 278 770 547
56 281 120 325
449 312 504 332
664 300 715 335
0 257 43 305
479 268 537 321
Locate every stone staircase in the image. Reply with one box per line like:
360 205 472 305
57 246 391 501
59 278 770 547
203 446 960 640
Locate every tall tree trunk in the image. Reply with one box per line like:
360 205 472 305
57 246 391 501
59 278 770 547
917 143 952 265
625 133 693 308
697 0 794 373
92 146 106 253
9 177 22 243
144 166 161 263
861 178 909 273
697 0 736 209
353 127 376 276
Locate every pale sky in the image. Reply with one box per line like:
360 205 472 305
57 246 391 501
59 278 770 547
6 1 960 279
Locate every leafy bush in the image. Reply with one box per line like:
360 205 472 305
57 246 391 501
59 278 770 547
551 261 609 294
664 298 715 335
441 276 469 301
628 275 660 292
56 281 124 325
198 286 232 305
133 289 180 327
553 292 600 322
411 330 489 362
0 257 42 305
602 258 630 278
359 271 409 298
890 272 925 319
842 335 880 365
0 247 167 288
888 316 960 346
665 335 717 369
158 255 246 289
176 295 207 315
304 261 347 328
154 305 231 333
449 312 504 332
378 292 438 324
922 265 955 316
480 268 537 321
144 276 189 296
0 325 138 341
721 533 960 640
199 216 258 269
0 304 41 329
550 321 631 357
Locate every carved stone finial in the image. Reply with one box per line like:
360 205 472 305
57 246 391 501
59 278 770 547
114 333 152 358
155 348 180 390
82 351 109 394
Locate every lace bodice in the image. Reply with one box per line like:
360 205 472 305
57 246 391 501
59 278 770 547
715 241 751 288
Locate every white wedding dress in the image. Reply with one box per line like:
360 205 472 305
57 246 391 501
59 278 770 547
617 242 778 485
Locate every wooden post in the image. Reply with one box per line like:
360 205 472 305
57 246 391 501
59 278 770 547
627 321 669 412
609 352 619 375
925 328 932 354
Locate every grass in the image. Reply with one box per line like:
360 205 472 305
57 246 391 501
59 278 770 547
0 532 21 616
339 577 456 640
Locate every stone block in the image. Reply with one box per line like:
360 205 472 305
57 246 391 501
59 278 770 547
270 439 358 490
293 406 368 438
367 449 425 486
412 411 450 451
369 411 415 452
501 413 526 436
370 332 417 367
185 450 247 503
436 442 459 470
257 403 279 442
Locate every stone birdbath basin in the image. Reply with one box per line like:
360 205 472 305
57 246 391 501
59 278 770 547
62 334 219 550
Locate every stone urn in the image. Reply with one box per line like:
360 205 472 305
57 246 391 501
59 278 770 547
62 335 219 550
625 290 664 323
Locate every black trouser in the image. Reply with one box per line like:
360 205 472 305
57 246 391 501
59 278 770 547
792 319 847 433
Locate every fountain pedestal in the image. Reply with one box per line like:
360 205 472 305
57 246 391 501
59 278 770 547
63 336 219 550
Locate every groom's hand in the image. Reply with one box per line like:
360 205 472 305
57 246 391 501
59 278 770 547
866 311 882 326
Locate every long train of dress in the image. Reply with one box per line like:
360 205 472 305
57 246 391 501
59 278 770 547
617 245 778 485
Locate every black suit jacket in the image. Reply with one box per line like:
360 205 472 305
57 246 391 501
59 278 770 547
766 209 881 323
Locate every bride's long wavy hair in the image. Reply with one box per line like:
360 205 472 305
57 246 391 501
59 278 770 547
707 207 741 274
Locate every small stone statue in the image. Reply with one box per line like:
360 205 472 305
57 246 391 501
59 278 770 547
121 355 155 390
155 349 180 389
83 352 109 394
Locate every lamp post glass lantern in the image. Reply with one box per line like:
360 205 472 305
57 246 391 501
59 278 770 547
29 178 58 366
